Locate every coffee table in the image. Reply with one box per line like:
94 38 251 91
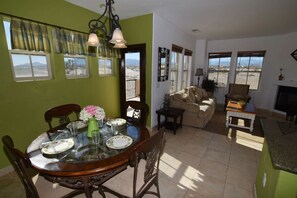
225 101 256 132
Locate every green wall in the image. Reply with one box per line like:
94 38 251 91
121 14 153 126
0 0 120 169
256 140 297 198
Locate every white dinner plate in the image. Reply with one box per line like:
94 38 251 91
106 135 133 149
41 138 74 155
106 118 127 126
67 121 87 129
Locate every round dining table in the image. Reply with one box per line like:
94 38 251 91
27 121 150 198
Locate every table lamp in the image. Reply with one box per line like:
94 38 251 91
195 68 204 86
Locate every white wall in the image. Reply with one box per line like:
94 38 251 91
151 13 196 128
194 40 207 85
206 31 297 111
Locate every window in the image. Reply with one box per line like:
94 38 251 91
3 18 52 81
10 52 51 80
182 49 192 89
170 52 179 93
170 44 183 93
64 56 88 78
98 58 113 76
235 51 265 90
208 52 231 87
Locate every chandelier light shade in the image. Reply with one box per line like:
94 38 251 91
87 0 126 48
86 33 100 47
110 28 126 44
113 42 127 48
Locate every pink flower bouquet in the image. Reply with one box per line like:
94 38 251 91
79 105 105 122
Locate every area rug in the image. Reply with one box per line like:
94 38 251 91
204 110 264 138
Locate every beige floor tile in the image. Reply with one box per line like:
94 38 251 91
185 174 225 198
198 158 228 182
182 143 208 157
208 135 232 153
164 147 202 168
226 166 256 191
223 183 253 198
159 173 188 198
193 129 215 140
203 148 230 165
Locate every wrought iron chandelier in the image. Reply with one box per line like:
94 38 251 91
86 0 127 48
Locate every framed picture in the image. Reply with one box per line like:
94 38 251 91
158 47 170 81
291 49 297 61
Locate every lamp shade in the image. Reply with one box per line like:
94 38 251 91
109 28 126 44
195 68 204 76
113 42 127 48
86 33 100 46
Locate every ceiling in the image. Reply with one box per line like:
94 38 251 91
67 0 297 40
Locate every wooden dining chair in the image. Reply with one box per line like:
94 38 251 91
2 135 39 197
2 135 82 198
44 104 81 134
101 130 165 198
124 101 149 126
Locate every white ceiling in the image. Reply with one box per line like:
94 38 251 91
67 0 297 40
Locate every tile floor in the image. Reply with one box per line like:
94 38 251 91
0 126 264 198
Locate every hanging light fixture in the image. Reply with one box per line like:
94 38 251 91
87 0 127 48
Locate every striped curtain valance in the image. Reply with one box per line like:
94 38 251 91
10 18 51 52
52 27 88 55
98 37 121 58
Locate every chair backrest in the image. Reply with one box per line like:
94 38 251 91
44 104 81 133
229 84 250 95
2 135 39 198
124 101 149 125
131 130 165 198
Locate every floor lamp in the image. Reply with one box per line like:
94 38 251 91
195 68 204 86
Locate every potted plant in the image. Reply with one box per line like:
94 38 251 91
201 77 217 96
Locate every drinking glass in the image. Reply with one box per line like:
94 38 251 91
91 130 100 145
111 121 119 136
69 122 78 136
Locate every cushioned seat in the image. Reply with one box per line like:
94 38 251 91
225 84 251 109
169 86 216 128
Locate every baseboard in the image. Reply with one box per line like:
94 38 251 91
0 165 14 177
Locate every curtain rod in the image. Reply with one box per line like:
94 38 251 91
0 12 88 35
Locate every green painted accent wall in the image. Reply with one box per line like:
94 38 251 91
256 140 297 198
121 14 153 126
0 0 123 169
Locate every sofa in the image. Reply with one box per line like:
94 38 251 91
169 86 216 128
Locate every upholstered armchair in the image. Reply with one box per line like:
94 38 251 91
224 84 251 108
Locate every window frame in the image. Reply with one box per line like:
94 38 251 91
208 52 232 88
235 51 266 90
8 50 52 82
64 55 89 79
98 57 114 76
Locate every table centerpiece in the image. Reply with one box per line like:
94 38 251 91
80 105 105 137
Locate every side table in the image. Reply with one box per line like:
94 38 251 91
156 107 185 135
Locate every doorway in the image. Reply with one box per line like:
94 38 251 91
119 44 146 118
